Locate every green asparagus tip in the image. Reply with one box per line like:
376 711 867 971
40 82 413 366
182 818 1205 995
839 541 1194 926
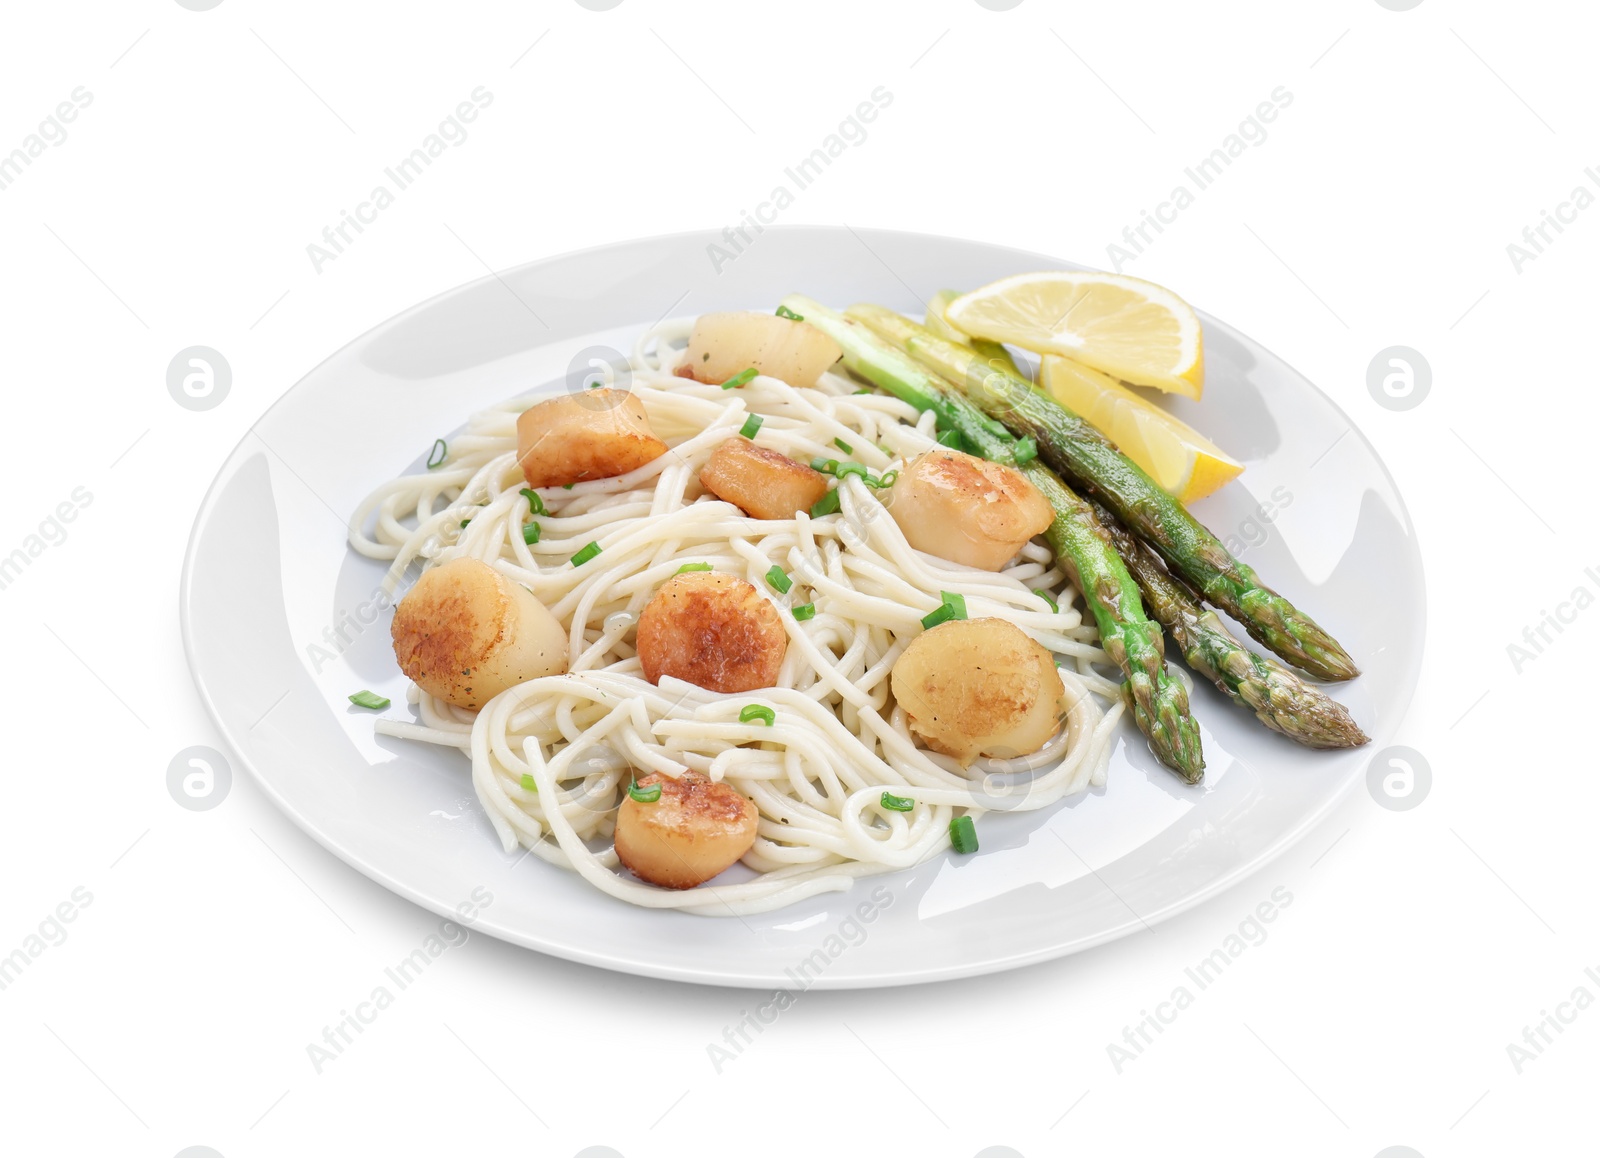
1126 672 1206 784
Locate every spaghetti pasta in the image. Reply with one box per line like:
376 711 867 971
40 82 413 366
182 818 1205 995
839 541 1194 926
348 319 1122 915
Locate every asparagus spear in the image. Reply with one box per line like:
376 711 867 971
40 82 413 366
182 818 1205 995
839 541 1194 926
1095 503 1368 748
847 304 1360 683
1024 466 1204 782
925 290 1026 380
783 295 1204 783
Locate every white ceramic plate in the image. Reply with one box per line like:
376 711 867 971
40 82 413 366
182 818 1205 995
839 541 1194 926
181 228 1424 989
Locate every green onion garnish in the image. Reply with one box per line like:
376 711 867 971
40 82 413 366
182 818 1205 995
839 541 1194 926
792 602 816 621
1033 588 1059 613
1013 437 1038 465
571 541 602 567
921 591 969 630
520 488 546 516
835 462 869 482
676 562 713 575
563 482 575 490
833 437 853 453
348 690 390 710
875 469 899 489
629 778 662 804
810 456 832 473
739 704 776 726
854 388 875 395
937 430 963 450
739 413 763 439
459 518 471 528
949 815 979 853
810 488 841 518
721 368 758 390
523 521 541 545
765 566 792 594
520 773 537 792
775 304 804 321
881 792 914 812
426 439 448 469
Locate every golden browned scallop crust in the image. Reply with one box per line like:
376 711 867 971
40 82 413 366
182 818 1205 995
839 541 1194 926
614 771 759 889
635 571 786 693
392 560 508 706
887 448 1055 571
390 557 568 710
889 616 1065 765
698 437 829 520
516 388 668 489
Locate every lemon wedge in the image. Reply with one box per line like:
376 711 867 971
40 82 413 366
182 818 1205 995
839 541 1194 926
1040 355 1242 503
946 271 1205 398
923 289 969 344
924 288 1026 378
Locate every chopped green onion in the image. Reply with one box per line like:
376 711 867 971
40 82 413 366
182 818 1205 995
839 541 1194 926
721 368 758 390
676 562 713 575
920 590 970 629
775 304 804 321
523 521 541 545
563 482 575 490
571 541 602 567
426 439 448 469
875 470 899 489
739 704 776 726
937 430 963 450
792 602 816 621
765 566 792 594
854 388 875 395
520 773 538 792
348 690 390 710
949 815 979 854
833 437 853 454
880 792 914 812
1033 588 1059 613
1012 436 1038 465
809 456 832 473
459 518 471 528
520 488 546 516
835 462 870 482
628 778 662 804
809 488 841 518
739 413 763 439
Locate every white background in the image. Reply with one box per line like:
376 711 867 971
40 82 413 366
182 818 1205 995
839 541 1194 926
0 1 1592 1155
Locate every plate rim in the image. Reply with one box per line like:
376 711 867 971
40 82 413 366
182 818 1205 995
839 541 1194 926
179 225 1426 988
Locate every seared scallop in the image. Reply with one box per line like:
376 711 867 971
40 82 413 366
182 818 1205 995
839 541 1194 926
390 556 568 710
516 388 668 489
636 571 786 693
614 771 759 889
886 448 1054 570
699 437 828 519
684 311 842 387
890 617 1064 766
